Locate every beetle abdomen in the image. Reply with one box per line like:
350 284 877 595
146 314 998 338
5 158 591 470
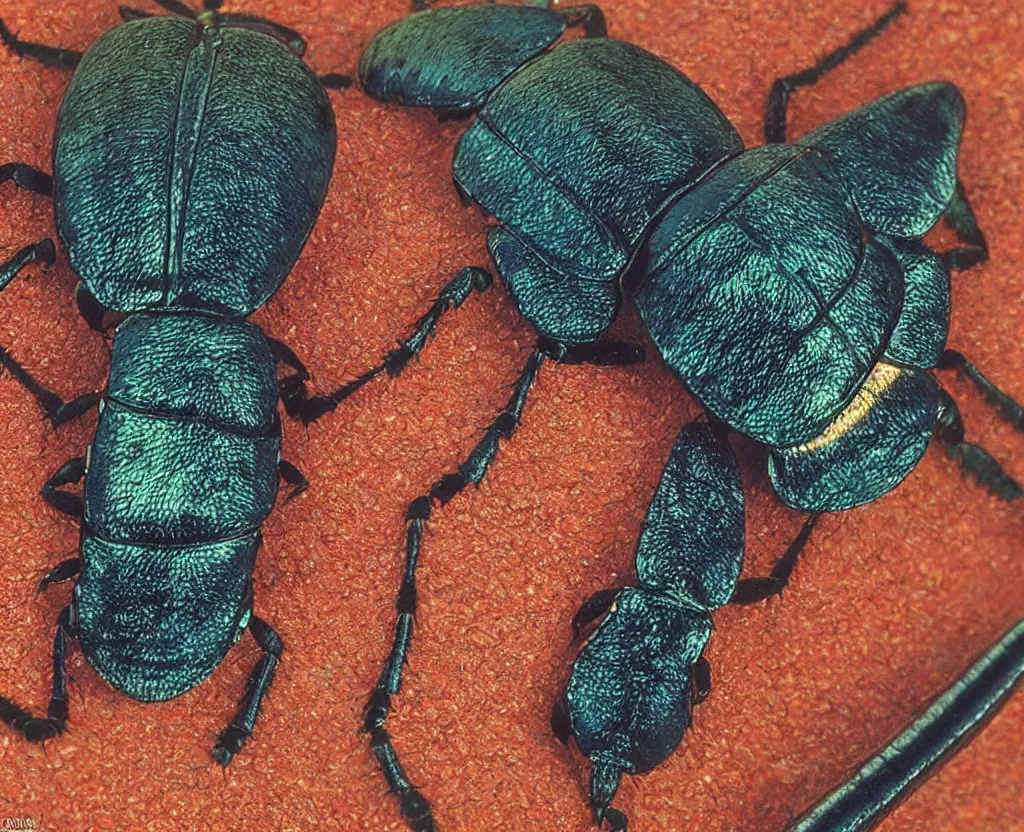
85 314 280 545
53 18 335 317
75 532 259 702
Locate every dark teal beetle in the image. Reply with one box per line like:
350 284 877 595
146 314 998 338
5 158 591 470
0 0 356 765
356 2 1023 830
0 0 490 767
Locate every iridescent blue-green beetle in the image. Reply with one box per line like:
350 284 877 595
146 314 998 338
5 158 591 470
355 2 1023 829
0 0 342 764
0 0 494 768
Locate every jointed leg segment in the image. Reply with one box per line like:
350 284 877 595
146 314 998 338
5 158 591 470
295 267 492 424
0 605 74 743
212 616 283 766
764 2 907 144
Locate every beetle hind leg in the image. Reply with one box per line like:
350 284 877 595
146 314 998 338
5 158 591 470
0 605 75 743
935 390 1021 502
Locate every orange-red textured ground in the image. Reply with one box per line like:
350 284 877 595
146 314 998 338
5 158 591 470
0 1 1021 830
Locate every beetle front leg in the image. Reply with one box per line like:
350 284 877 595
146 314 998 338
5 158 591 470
764 2 906 143
0 605 75 743
212 616 283 766
0 20 82 70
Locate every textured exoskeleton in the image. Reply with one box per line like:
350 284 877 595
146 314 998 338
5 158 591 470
0 4 336 763
356 3 1023 830
0 0 493 765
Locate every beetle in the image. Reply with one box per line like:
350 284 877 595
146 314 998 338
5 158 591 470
785 617 1024 832
0 0 490 764
351 1 1023 829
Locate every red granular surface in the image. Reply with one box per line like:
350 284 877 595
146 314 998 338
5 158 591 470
0 1 1020 830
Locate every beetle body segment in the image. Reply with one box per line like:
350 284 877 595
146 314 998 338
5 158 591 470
76 532 259 703
0 8 336 758
359 5 567 114
637 145 906 449
560 423 743 810
454 39 742 285
53 18 335 317
87 315 280 549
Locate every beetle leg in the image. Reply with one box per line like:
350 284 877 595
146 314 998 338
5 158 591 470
941 181 989 271
37 557 81 593
0 239 102 426
539 336 644 366
0 238 53 293
40 457 87 518
0 605 74 743
212 616 283 766
571 588 621 639
938 350 1023 431
267 337 313 419
0 344 101 429
935 390 1021 501
278 459 308 501
0 162 52 197
785 619 1024 831
365 347 546 832
730 513 821 604
0 20 82 70
318 73 353 90
118 6 155 22
74 282 122 334
691 656 712 707
299 267 492 424
764 2 906 144
555 5 608 39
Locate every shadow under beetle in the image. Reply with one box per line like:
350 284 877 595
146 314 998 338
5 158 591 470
0 0 491 764
354 1 1024 829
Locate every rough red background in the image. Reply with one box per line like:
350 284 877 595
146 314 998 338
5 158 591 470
0 1 1020 830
